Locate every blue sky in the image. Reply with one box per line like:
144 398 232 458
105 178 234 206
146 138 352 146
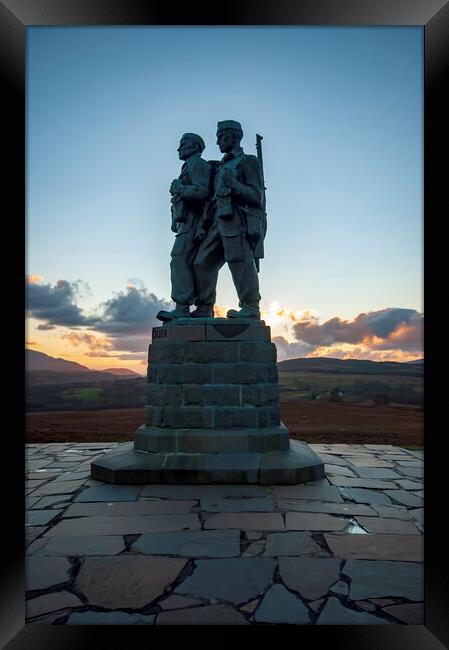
26 27 423 369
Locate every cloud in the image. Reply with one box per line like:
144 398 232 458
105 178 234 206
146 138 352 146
94 285 171 337
293 308 422 349
272 336 314 361
27 277 171 355
26 278 96 328
62 331 114 353
27 274 45 285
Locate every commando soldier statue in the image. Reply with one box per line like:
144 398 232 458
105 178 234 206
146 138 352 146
157 133 211 322
192 120 267 319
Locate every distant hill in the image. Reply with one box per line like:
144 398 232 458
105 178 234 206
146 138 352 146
277 356 423 377
102 368 142 377
26 350 139 385
26 349 91 373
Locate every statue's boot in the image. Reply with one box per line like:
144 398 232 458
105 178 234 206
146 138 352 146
226 303 260 318
226 303 260 319
156 304 190 322
191 304 214 318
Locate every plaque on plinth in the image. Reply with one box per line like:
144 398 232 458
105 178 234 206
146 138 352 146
91 319 324 484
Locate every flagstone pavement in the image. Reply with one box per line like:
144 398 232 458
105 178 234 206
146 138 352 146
25 442 424 626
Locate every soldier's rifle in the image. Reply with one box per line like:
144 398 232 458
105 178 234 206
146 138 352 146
255 133 267 272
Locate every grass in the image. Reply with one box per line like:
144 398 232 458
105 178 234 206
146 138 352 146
62 387 104 401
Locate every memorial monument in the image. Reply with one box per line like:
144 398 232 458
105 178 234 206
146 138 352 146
92 121 324 483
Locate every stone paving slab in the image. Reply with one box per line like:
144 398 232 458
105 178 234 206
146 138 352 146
26 557 72 591
263 532 331 557
66 612 156 625
76 556 188 608
132 530 241 557
278 557 341 600
157 604 249 625
175 558 276 603
285 512 348 531
354 516 420 535
26 534 126 556
204 512 284 531
382 603 424 624
324 464 357 477
24 442 424 626
44 513 201 536
26 509 60 527
324 533 424 562
140 484 267 499
338 487 393 505
200 496 276 512
384 490 423 508
316 596 390 625
328 476 398 489
74 485 142 502
254 584 311 624
343 560 424 601
62 500 198 517
277 500 376 517
30 480 86 497
159 594 204 610
272 484 343 502
26 591 83 620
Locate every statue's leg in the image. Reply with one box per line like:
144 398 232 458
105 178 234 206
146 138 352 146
226 236 261 309
170 233 196 306
192 223 224 307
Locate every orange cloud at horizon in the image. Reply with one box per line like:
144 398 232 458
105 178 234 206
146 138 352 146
307 343 420 363
27 274 44 285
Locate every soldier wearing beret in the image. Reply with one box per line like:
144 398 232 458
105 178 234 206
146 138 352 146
157 133 212 322
191 120 265 319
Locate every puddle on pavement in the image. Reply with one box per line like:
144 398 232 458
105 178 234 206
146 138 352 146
345 518 369 534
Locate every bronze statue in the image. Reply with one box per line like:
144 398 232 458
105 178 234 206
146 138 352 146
156 133 211 322
192 120 266 319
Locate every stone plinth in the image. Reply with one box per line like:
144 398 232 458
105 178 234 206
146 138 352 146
91 319 324 484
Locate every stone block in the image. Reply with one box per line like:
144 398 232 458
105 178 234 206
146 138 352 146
157 363 212 385
174 430 251 453
144 405 163 427
149 343 185 364
147 384 183 406
147 364 157 382
257 405 281 428
266 364 279 383
134 425 177 452
212 363 268 384
241 383 279 406
183 384 240 406
206 321 270 341
151 326 170 342
184 341 239 363
152 324 206 342
163 453 260 484
213 406 258 428
259 441 325 485
239 341 277 362
247 428 289 453
160 406 214 429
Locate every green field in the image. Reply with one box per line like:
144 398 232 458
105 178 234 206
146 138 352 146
62 387 105 401
278 370 423 406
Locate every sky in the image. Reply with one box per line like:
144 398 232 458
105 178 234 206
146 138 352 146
26 27 423 373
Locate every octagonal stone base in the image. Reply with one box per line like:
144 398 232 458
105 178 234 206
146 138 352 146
91 439 325 485
91 318 325 484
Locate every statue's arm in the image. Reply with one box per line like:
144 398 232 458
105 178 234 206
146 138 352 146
179 158 211 201
231 156 263 208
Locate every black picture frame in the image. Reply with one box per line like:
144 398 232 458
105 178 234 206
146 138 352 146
3 0 448 647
